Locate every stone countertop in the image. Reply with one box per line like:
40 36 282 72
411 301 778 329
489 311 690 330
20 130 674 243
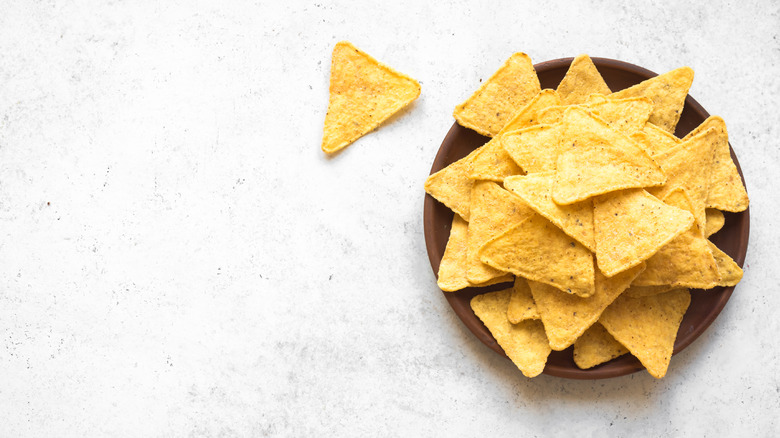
0 1 778 436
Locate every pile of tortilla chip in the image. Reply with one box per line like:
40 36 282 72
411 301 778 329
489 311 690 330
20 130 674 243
426 54 748 379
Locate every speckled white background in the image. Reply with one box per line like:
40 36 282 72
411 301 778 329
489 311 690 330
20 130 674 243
0 0 778 436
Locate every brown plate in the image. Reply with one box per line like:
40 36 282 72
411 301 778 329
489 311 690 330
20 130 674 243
423 57 750 379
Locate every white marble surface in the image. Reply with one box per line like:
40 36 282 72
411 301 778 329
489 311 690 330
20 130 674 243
1 1 778 436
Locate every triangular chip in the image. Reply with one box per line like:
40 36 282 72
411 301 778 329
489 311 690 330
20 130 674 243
630 123 680 157
467 182 535 284
573 322 628 369
479 214 595 297
609 66 694 133
586 96 653 135
683 116 749 212
454 53 541 137
708 241 744 286
500 124 563 174
623 284 676 298
529 264 644 351
705 208 725 237
553 107 666 205
321 41 421 153
556 55 612 105
470 289 551 377
507 277 539 324
599 289 691 378
594 189 694 277
504 172 595 251
437 214 512 291
424 147 482 221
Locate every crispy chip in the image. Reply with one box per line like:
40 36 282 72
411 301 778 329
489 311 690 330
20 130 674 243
479 214 595 297
556 55 612 105
500 124 563 174
437 215 512 291
424 147 481 221
630 123 680 157
553 107 666 205
536 105 568 125
705 208 725 237
708 241 744 286
507 277 539 324
529 264 644 351
321 41 421 154
599 289 691 378
467 182 535 284
623 284 676 298
470 289 551 377
573 322 628 369
594 189 694 277
586 96 653 135
609 66 694 133
454 53 541 137
504 172 595 251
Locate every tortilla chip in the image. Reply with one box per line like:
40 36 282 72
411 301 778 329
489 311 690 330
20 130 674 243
623 285 676 298
454 53 541 137
529 263 644 351
593 189 694 277
437 214 512 291
599 289 691 378
708 241 744 286
424 147 482 221
556 55 612 105
573 322 628 369
479 214 595 297
321 41 421 154
683 116 749 212
504 172 595 251
705 208 725 237
470 289 551 377
586 96 653 135
609 66 694 133
630 123 680 157
536 105 568 125
553 107 666 205
467 182 535 284
500 124 563 174
507 277 540 324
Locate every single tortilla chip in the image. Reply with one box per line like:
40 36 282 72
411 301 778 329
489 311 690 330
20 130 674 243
683 116 749 212
437 214 512 291
454 53 541 137
556 55 612 105
501 124 563 174
321 41 421 154
507 277 540 324
708 241 744 286
504 172 595 251
553 107 666 205
530 263 645 351
630 123 680 157
624 284 676 298
599 289 691 379
479 214 595 297
470 289 551 378
573 323 628 369
467 182 535 284
609 66 694 134
424 147 482 221
705 208 725 237
594 189 694 277
586 96 653 135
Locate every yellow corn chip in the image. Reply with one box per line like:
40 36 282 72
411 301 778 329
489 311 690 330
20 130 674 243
479 214 595 297
599 289 691 378
500 124 563 174
573 322 628 369
529 263 645 351
683 116 749 212
536 105 568 125
594 189 694 277
504 172 595 251
609 67 694 133
708 241 744 286
437 214 512 292
585 94 609 104
424 147 482 221
321 41 421 154
587 96 653 135
470 289 551 378
556 55 612 105
454 53 541 137
467 182 535 284
705 208 725 237
624 284 676 298
507 277 539 324
630 123 680 157
553 107 666 205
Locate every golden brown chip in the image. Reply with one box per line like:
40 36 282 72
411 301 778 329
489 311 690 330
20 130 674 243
479 214 595 297
454 53 541 137
599 289 691 379
507 277 539 324
437 214 512 291
705 208 726 237
529 263 644 351
500 124 563 174
470 289 551 378
630 123 680 157
573 322 628 369
556 55 612 105
609 66 694 133
467 182 535 284
504 172 595 251
424 147 481 221
536 105 568 125
321 41 421 154
586 96 653 135
708 241 744 286
593 189 694 277
623 284 676 298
